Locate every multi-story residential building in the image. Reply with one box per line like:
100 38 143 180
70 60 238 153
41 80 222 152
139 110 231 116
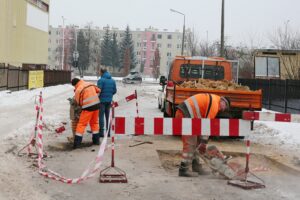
0 0 49 68
48 25 188 76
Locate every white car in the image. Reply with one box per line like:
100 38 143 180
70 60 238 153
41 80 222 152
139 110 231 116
158 86 166 112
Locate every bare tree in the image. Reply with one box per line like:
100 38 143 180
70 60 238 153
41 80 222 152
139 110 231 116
152 48 161 79
269 25 300 79
186 29 199 56
198 40 218 57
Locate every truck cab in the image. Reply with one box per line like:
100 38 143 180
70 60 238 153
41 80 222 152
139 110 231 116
168 56 232 83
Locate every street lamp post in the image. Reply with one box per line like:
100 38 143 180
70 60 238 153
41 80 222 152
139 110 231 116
73 27 81 77
61 16 66 70
220 0 225 57
170 9 185 56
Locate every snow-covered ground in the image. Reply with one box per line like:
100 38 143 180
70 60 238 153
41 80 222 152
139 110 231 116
1 83 300 200
1 83 300 149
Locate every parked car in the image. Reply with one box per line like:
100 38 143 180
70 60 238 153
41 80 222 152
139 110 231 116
157 76 167 112
122 71 142 84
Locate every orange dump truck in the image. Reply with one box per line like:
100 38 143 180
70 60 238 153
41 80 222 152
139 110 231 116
162 56 262 118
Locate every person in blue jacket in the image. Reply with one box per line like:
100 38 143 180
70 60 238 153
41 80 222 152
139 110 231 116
97 68 117 137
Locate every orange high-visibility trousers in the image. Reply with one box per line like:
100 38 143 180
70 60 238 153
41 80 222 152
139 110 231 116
76 110 99 135
176 110 206 164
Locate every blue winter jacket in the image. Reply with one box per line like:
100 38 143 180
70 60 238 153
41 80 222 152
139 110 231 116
97 72 117 103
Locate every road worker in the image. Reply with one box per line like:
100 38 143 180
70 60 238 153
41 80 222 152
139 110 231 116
71 78 101 149
176 93 231 177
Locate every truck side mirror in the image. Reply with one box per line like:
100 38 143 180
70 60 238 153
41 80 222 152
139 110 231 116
159 76 166 86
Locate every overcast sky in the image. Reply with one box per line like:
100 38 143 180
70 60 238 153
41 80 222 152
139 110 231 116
49 0 300 47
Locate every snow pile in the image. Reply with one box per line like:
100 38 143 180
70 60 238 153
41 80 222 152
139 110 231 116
0 84 72 107
251 121 300 149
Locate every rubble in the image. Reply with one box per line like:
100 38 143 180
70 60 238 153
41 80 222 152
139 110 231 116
178 79 251 91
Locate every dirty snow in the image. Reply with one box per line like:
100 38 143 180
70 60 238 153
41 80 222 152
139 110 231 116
1 83 300 149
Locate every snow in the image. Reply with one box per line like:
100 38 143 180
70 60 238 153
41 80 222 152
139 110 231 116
82 76 159 83
1 83 300 150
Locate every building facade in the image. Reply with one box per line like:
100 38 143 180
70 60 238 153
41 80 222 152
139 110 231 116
48 25 189 76
0 0 49 68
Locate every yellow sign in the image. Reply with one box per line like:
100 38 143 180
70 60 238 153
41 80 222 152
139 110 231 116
28 70 44 89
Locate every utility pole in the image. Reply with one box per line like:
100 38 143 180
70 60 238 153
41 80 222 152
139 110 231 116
170 9 186 56
61 16 66 70
220 0 225 58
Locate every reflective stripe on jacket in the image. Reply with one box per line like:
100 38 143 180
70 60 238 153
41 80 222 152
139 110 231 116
74 80 100 110
178 93 220 119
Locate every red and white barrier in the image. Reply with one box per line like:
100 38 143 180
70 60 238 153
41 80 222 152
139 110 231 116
243 111 300 123
112 92 137 108
114 117 251 137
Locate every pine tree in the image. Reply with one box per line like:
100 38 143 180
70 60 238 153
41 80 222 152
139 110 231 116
111 32 120 70
77 30 89 71
120 25 136 70
101 29 112 67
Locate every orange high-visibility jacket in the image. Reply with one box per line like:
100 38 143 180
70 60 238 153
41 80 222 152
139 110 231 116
74 80 100 109
177 93 220 119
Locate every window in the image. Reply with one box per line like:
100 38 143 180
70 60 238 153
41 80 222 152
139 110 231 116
143 42 147 47
157 43 161 48
177 44 181 49
167 44 172 48
56 31 60 35
48 48 51 51
157 34 162 39
49 30 51 35
255 56 280 77
151 34 156 41
167 52 172 57
167 34 172 39
136 51 141 56
180 64 225 80
151 43 155 50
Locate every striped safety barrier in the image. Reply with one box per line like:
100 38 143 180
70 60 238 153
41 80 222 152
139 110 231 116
114 117 251 137
243 111 300 123
112 91 137 108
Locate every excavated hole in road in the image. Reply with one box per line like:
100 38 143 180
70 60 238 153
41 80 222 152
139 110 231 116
156 150 300 176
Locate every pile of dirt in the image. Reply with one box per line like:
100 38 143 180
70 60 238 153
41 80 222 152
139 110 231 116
178 79 251 91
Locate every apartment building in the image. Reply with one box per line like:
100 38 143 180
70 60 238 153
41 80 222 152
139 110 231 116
48 25 188 76
0 0 49 68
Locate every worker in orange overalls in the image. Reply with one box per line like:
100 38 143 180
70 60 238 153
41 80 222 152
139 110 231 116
71 78 101 149
176 93 231 177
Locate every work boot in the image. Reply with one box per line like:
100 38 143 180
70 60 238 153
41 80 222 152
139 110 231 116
73 135 82 149
192 159 210 175
179 162 199 177
92 133 100 145
99 129 104 138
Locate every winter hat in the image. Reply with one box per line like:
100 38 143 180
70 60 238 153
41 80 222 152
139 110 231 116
220 96 231 109
71 78 80 86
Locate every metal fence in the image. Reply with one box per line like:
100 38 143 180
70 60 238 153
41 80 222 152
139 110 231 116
239 79 300 114
0 64 71 91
